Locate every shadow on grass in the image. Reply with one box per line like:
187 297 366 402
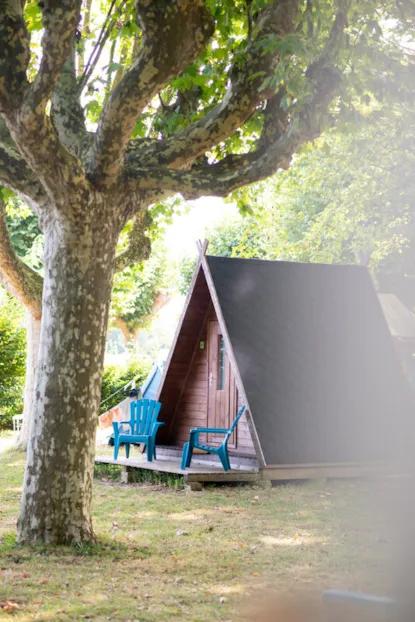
0 531 153 560
94 462 185 489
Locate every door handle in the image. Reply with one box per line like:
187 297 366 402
209 372 213 386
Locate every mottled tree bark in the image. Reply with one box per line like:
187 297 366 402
18 312 41 448
18 219 118 544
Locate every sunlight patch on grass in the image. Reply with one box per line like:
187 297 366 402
259 534 329 547
133 510 158 518
208 583 245 595
168 511 206 521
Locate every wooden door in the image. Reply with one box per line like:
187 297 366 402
207 320 238 447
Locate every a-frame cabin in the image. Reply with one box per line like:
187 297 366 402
157 249 256 464
154 242 413 480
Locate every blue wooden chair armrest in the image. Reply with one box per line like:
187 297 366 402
112 420 132 430
112 421 131 435
190 427 230 435
152 421 165 430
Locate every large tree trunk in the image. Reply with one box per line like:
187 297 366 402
17 220 118 545
17 311 41 448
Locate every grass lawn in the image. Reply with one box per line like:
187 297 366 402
0 448 393 621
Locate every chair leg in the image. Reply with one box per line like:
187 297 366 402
146 439 153 462
153 439 157 460
125 443 130 459
181 443 189 470
186 443 194 468
218 445 230 472
114 437 120 460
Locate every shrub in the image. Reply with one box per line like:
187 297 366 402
0 293 26 429
100 357 151 414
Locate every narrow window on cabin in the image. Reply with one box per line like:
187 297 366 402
217 335 225 390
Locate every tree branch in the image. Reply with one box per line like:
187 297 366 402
78 0 122 92
257 88 290 151
89 0 214 186
51 60 87 158
51 9 88 157
114 210 151 272
0 2 30 111
0 146 48 209
0 198 43 319
126 3 348 207
23 1 80 117
77 0 93 76
0 117 48 208
0 2 90 203
126 0 301 170
128 8 348 202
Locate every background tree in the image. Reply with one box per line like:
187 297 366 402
184 102 415 307
177 215 272 294
111 241 171 343
238 104 415 305
0 0 412 545
0 193 42 446
0 292 26 429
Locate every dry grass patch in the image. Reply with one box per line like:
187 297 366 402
0 448 393 621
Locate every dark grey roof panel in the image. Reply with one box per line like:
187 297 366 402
378 293 415 339
206 256 413 466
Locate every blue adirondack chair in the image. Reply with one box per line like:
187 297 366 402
112 399 164 462
181 405 246 472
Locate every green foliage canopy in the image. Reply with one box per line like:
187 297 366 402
110 242 171 336
243 104 415 305
178 97 415 306
20 0 415 179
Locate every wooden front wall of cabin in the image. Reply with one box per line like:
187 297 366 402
158 268 255 456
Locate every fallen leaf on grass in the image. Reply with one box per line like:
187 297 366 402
1 600 19 611
175 529 189 537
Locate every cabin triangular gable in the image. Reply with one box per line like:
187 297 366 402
157 258 257 457
157 262 210 436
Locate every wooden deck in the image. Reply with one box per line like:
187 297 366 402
95 454 260 489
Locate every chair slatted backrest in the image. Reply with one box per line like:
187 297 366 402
130 399 161 436
228 405 246 435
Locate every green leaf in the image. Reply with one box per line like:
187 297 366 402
25 2 43 32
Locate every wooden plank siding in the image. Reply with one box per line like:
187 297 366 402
157 268 211 444
175 316 209 445
171 306 255 456
158 268 255 456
